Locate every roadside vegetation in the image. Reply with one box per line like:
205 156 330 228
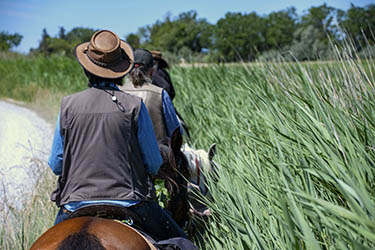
1 38 375 249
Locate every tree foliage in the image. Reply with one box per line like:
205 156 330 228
290 4 339 60
337 4 375 50
143 10 213 55
213 12 266 61
265 8 298 50
28 4 375 62
0 31 22 51
125 33 140 49
35 27 97 56
65 27 97 44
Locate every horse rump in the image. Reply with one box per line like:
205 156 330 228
58 231 105 250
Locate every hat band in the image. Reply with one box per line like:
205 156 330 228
85 49 127 68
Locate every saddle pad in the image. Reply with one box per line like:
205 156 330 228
68 204 142 225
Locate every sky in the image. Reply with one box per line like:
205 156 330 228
0 0 373 53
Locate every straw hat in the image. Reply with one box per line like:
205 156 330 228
75 30 134 79
150 50 169 69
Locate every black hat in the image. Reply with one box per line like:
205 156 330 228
134 49 154 69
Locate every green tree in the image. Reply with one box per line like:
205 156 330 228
47 38 72 55
337 4 375 50
0 31 22 51
213 12 266 61
143 11 213 54
58 26 66 40
300 4 339 42
290 25 331 60
125 33 140 49
136 27 151 44
290 4 338 60
65 27 97 45
34 27 97 56
265 8 297 50
38 28 50 55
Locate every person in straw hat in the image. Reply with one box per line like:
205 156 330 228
48 30 188 241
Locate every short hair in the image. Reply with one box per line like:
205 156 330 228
83 69 124 86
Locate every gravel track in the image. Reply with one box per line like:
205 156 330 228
0 100 53 208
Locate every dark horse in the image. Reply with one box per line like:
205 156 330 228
154 128 191 228
31 129 192 250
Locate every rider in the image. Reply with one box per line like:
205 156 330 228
150 50 175 101
48 30 187 241
150 50 190 138
120 48 181 153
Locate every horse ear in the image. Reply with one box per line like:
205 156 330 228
208 143 216 162
171 127 183 156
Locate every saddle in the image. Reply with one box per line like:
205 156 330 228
68 204 143 226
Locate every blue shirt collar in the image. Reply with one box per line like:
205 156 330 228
91 82 120 90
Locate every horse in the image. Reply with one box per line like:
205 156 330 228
30 216 156 250
181 143 217 237
156 127 218 237
154 128 191 228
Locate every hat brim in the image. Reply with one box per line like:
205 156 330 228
155 57 169 69
75 40 134 79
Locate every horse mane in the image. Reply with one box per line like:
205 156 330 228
58 231 105 250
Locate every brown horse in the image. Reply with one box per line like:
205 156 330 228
30 217 156 250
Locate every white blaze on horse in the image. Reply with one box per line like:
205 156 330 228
182 143 217 218
182 143 217 195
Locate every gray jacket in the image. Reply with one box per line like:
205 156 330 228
52 87 155 206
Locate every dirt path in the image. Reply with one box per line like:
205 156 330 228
0 100 53 208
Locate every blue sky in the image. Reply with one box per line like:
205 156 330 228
0 0 373 53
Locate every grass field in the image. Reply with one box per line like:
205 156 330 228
1 47 375 249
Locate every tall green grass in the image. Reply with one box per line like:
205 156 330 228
171 53 375 248
0 46 374 249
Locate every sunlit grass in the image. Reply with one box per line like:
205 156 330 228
171 47 375 249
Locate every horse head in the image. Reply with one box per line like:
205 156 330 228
182 143 217 196
180 142 218 238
